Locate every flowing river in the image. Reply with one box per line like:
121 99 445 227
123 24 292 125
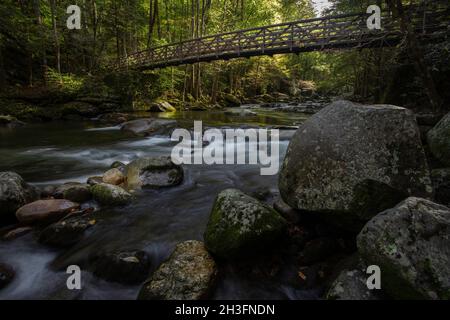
0 107 319 300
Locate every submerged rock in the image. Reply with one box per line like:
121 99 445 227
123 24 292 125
0 172 39 225
16 199 79 225
279 101 433 230
2 226 33 241
0 263 15 289
138 240 217 300
92 250 151 284
121 118 177 136
125 156 183 190
90 183 132 206
357 197 450 299
431 168 450 206
427 112 450 166
204 189 287 259
326 269 379 300
54 183 92 203
38 214 95 247
102 168 125 186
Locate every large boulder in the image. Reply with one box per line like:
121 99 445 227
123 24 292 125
125 156 183 190
16 199 79 225
357 197 450 299
54 182 92 203
91 250 151 284
0 172 39 224
138 241 217 300
326 269 380 300
427 112 450 166
279 101 433 230
204 189 287 259
121 118 177 136
90 183 132 206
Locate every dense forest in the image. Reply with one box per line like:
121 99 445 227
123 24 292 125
1 0 449 119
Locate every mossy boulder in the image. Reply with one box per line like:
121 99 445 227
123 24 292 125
138 240 217 300
54 182 92 203
0 172 40 225
204 189 287 259
357 197 450 300
326 268 380 300
279 101 433 231
90 183 132 206
125 156 183 190
427 111 450 166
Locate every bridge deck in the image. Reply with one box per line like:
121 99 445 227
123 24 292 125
115 2 449 71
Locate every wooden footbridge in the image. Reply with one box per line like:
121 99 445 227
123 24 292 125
116 1 449 71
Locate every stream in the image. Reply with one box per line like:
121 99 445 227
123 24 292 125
0 106 320 300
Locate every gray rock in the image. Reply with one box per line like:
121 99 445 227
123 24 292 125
92 250 151 284
0 263 15 289
38 214 95 247
54 182 92 203
279 101 433 230
0 172 39 225
138 240 217 300
90 183 132 206
431 168 450 207
125 156 183 190
357 197 450 299
428 112 450 166
15 199 80 225
121 118 177 136
326 269 380 300
204 189 287 259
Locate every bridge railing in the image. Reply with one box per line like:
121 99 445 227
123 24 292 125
113 1 449 71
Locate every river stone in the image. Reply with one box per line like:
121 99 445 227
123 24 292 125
357 197 450 299
90 183 132 206
326 269 379 300
0 115 25 128
86 176 103 186
121 118 177 136
110 161 126 171
0 172 39 224
38 215 95 247
125 156 183 190
279 101 433 230
54 183 92 203
16 199 79 225
2 226 33 241
431 168 450 206
427 112 450 166
92 250 151 284
138 240 217 300
0 263 15 289
148 101 177 112
102 168 125 186
204 189 287 259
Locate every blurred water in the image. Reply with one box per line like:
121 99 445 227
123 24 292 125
0 109 317 300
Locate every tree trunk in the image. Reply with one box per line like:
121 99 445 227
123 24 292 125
50 0 61 76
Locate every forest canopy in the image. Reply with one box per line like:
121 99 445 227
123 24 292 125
0 0 449 111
